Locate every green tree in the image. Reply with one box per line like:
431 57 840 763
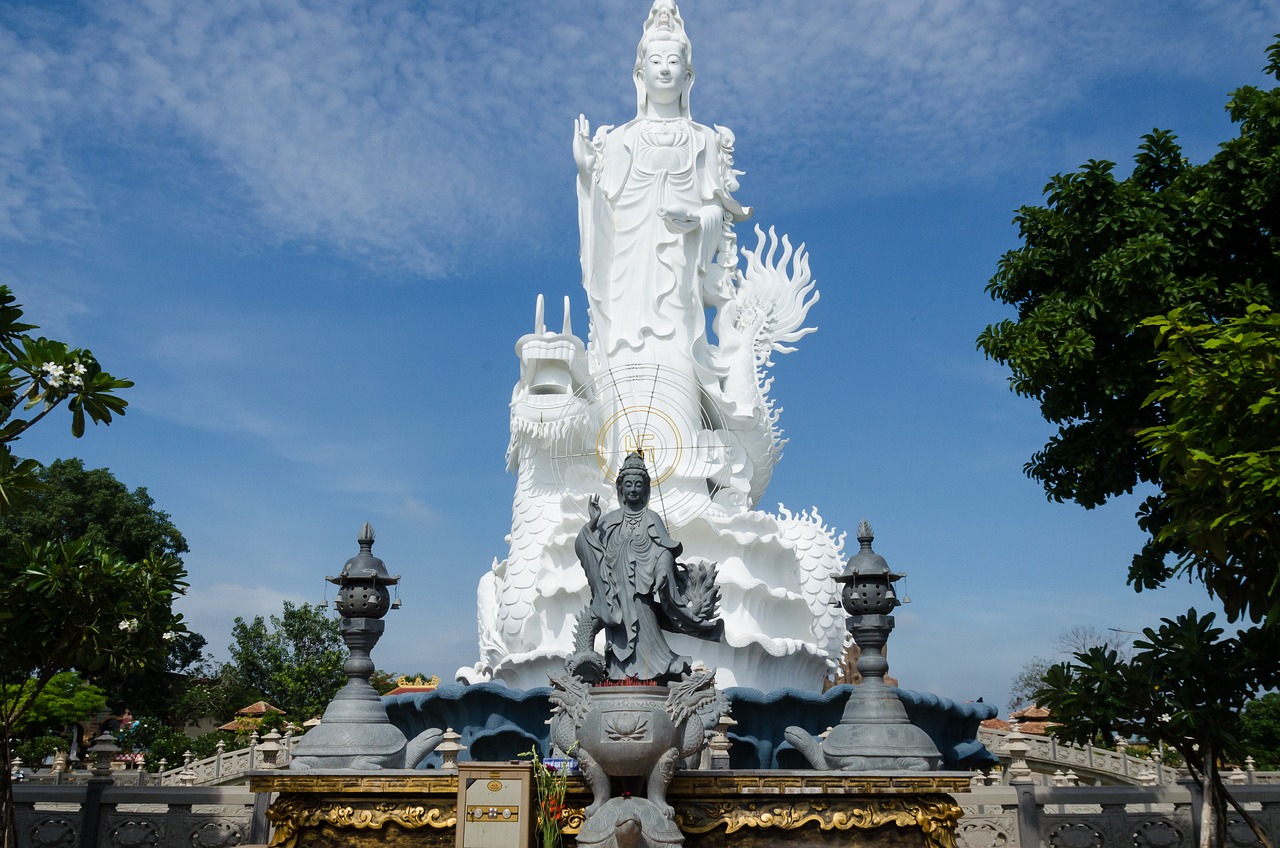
13 736 68 769
1037 611 1280 848
977 41 1280 624
0 458 188 564
979 39 1280 848
0 540 187 844
0 283 174 848
169 661 263 728
1240 692 1280 770
97 631 209 723
0 457 198 720
3 671 105 739
1137 306 1280 621
1007 626 1130 712
228 602 344 719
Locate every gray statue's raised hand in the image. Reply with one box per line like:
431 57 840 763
587 493 601 530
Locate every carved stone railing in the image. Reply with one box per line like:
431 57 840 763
148 732 299 786
12 783 267 848
10 734 299 789
979 727 1187 786
954 783 1280 848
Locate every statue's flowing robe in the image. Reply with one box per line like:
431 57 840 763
577 117 748 404
575 507 722 681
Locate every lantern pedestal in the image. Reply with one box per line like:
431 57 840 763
289 525 444 770
817 615 941 771
784 523 942 772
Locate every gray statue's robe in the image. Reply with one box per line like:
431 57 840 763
575 506 723 681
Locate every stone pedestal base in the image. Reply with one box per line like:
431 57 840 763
251 771 967 848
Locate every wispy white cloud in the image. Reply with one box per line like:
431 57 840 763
0 266 91 337
0 27 96 242
1 0 1268 279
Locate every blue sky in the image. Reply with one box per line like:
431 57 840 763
3 0 1275 714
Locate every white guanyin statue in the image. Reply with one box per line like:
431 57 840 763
459 0 849 692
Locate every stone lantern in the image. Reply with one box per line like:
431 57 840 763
330 523 399 619
838 520 903 616
288 524 444 770
256 729 284 769
89 732 121 780
785 521 940 770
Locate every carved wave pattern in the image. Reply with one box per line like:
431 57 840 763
267 795 454 848
674 797 962 848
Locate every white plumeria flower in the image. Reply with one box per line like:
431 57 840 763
117 619 139 633
68 375 83 388
162 631 178 641
71 362 87 375
42 362 65 388
1158 713 1173 723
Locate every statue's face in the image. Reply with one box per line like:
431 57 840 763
640 39 689 106
619 473 649 508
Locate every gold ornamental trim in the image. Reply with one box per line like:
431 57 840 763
266 793 455 848
250 772 459 795
674 796 962 848
668 772 971 796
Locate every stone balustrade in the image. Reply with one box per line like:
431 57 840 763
956 783 1280 848
152 731 297 786
12 783 267 848
979 727 1186 786
11 732 299 789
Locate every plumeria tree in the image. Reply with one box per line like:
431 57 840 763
0 284 187 848
1036 611 1280 848
0 286 132 512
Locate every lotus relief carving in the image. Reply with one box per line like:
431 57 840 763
109 820 160 848
604 709 651 741
30 819 77 848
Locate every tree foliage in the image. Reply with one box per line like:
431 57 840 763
228 602 345 719
1007 626 1130 712
0 283 175 848
1037 610 1280 848
1137 306 1280 620
2 671 105 738
1240 692 1280 770
978 40 1280 623
0 458 188 565
97 631 209 722
982 40 1280 848
0 457 196 719
165 660 263 728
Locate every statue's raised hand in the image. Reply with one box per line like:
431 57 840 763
587 494 601 530
573 114 595 176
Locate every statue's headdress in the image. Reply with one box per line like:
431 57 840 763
633 0 694 118
616 451 652 489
